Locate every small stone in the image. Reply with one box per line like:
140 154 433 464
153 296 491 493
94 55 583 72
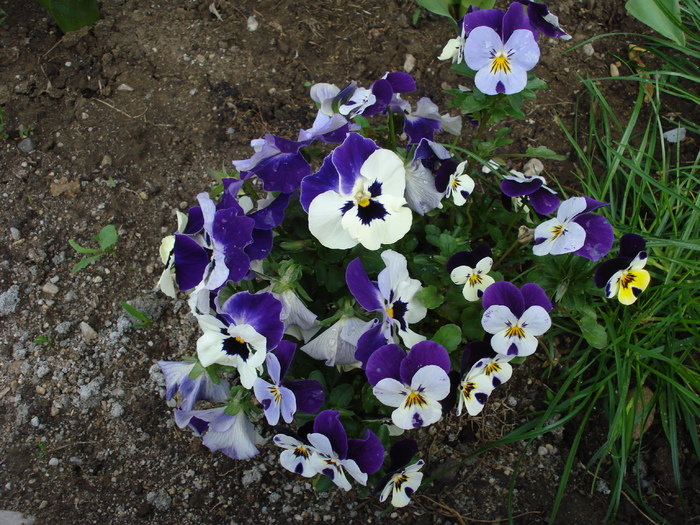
403 53 416 74
247 16 259 31
117 83 134 92
18 137 36 153
80 321 98 342
35 386 46 395
609 63 619 77
100 154 112 168
49 458 59 466
523 158 544 177
0 285 21 316
537 446 548 456
582 43 595 57
30 416 40 427
139 191 148 201
10 227 21 240
93 275 103 284
38 501 48 510
42 282 59 295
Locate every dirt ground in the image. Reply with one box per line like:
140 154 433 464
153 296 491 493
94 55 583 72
0 0 697 523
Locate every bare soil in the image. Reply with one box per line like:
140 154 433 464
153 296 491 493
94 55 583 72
1 1 697 524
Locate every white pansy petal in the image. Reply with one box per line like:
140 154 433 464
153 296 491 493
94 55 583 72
411 365 451 401
450 265 471 285
361 149 407 196
196 331 231 367
393 397 442 429
464 26 502 71
481 305 517 334
373 378 408 408
519 305 551 336
556 196 588 222
308 191 358 249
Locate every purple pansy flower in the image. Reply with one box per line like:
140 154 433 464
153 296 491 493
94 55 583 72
462 4 541 95
533 196 614 261
515 0 571 40
481 281 552 357
501 169 560 215
446 243 496 301
158 360 231 411
346 250 427 366
375 439 424 508
196 291 284 388
403 97 462 145
232 134 312 194
594 233 651 305
175 406 263 460
300 133 412 250
306 410 384 490
252 341 325 425
366 341 452 429
435 160 475 206
404 139 453 215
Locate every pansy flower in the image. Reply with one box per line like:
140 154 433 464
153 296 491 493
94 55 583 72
375 439 424 508
273 430 319 477
515 0 571 40
501 169 560 215
196 291 284 388
301 315 374 367
306 410 384 490
533 196 614 261
346 250 427 365
366 341 452 429
158 360 231 411
403 139 453 215
594 233 651 305
300 133 412 251
232 134 312 194
446 243 496 301
481 281 552 357
402 97 462 145
175 406 263 460
462 4 541 95
435 160 475 206
455 340 514 416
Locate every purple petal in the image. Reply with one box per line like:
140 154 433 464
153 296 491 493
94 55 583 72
313 410 348 459
347 429 384 475
221 292 284 350
245 228 273 262
355 322 390 368
573 214 614 261
182 206 204 234
386 438 418 472
403 115 442 145
462 9 504 37
520 283 552 312
619 233 646 258
481 281 525 317
300 154 341 212
361 79 393 117
502 2 537 42
333 133 381 195
446 243 492 273
274 340 296 380
517 0 571 39
346 258 384 312
501 178 542 197
384 72 416 93
594 257 630 289
173 234 209 291
250 193 291 230
254 151 311 194
365 344 405 386
400 340 451 385
529 188 560 215
460 340 494 375
580 196 610 214
285 379 325 414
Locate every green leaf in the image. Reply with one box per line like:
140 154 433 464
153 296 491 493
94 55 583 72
524 145 567 161
69 239 103 254
0 7 7 25
34 0 100 33
416 286 444 309
72 254 100 273
96 224 118 251
313 473 334 492
119 301 152 327
625 0 685 46
329 384 354 409
415 0 456 21
432 324 462 352
578 316 608 349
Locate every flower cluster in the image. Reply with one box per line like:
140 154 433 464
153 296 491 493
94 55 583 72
155 1 651 510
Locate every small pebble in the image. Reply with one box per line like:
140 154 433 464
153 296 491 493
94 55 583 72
582 43 595 57
35 386 46 395
117 83 134 92
18 137 36 153
80 321 98 343
403 53 416 73
537 446 548 456
42 282 59 295
30 416 40 427
609 63 619 77
247 16 259 31
49 458 59 466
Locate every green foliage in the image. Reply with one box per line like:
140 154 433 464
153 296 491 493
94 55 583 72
626 0 685 45
0 105 7 140
34 0 99 33
69 224 118 272
417 0 495 23
119 302 152 328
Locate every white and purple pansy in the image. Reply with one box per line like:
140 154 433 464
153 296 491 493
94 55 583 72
196 291 284 388
455 340 513 416
533 196 614 261
403 139 453 215
346 250 427 366
366 341 452 429
446 243 496 302
300 133 412 251
252 341 325 425
157 360 231 411
272 430 319 478
174 406 263 460
435 160 475 206
481 281 552 357
462 3 541 95
501 169 560 215
306 410 384 491
594 233 651 305
301 314 375 367
232 133 312 194
375 439 424 508
402 97 462 145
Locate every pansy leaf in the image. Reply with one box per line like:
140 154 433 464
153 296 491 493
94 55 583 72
524 145 566 161
72 254 100 273
329 384 354 409
432 324 462 353
578 316 608 349
415 285 444 309
96 224 119 250
313 473 334 493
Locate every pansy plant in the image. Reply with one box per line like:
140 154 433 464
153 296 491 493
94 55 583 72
594 233 651 305
447 243 496 301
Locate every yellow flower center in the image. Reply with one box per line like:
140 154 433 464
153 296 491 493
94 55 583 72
461 381 475 400
235 336 246 344
468 273 483 286
404 390 427 408
551 224 566 239
386 306 395 318
484 362 501 376
620 271 636 289
490 53 512 75
505 324 526 339
354 189 371 207
268 385 282 404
